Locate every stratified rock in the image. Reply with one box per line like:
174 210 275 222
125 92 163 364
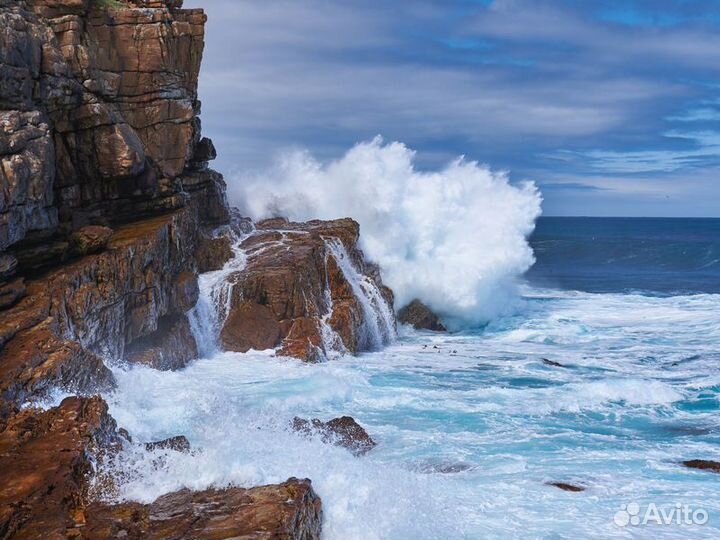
124 314 199 370
85 478 322 540
195 233 233 272
221 218 395 361
145 435 191 453
0 396 123 539
0 321 115 406
545 482 586 492
397 299 447 332
0 277 26 310
682 459 720 473
293 416 377 456
68 225 114 256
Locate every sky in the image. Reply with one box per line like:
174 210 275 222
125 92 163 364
186 0 720 217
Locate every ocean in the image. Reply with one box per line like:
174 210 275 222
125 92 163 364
94 217 720 539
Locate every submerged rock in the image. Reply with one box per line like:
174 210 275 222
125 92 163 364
397 299 447 332
682 459 720 473
221 218 395 361
85 478 322 540
545 482 586 492
293 415 377 456
542 358 565 368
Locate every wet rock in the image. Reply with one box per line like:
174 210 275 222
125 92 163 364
0 321 116 406
221 218 395 361
68 225 114 256
195 233 233 272
293 415 377 456
0 396 123 539
145 435 191 453
682 459 720 473
413 460 474 474
398 299 447 332
124 314 199 370
171 270 200 313
545 482 586 492
85 478 322 540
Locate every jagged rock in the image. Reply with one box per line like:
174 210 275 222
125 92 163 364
85 478 322 540
542 358 565 368
191 136 217 164
682 459 720 473
145 435 190 453
0 320 115 406
68 225 113 256
292 416 377 456
398 299 447 332
221 218 394 361
0 277 26 310
545 482 586 492
0 396 123 539
124 314 198 370
195 233 233 272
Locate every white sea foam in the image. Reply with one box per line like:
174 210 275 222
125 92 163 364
230 137 542 327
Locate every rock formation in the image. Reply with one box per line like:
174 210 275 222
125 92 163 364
397 299 447 332
0 1 326 537
292 415 377 456
221 217 395 361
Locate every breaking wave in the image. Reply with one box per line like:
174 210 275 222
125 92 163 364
231 137 542 327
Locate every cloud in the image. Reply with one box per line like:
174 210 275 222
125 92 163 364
185 0 720 216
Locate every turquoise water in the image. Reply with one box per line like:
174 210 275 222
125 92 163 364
96 219 720 539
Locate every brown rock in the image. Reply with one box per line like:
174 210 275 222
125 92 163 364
221 301 281 352
682 459 720 473
195 233 233 272
221 218 395 361
545 482 586 492
69 225 114 256
292 415 377 456
145 435 190 453
0 396 123 539
0 277 26 310
124 314 198 370
171 270 199 313
85 478 322 540
397 299 447 332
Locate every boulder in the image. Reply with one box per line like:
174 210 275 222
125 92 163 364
84 478 322 540
68 225 114 256
397 299 447 332
221 218 395 361
292 415 377 456
195 233 233 272
171 271 200 313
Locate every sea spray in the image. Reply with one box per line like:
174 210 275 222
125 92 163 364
231 136 542 327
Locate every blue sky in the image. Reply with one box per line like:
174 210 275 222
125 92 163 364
187 0 720 217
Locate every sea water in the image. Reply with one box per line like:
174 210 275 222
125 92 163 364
97 217 720 539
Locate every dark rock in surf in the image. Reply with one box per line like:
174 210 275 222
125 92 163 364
398 299 447 332
545 482 586 492
145 435 191 453
542 358 565 368
682 459 720 473
292 415 377 456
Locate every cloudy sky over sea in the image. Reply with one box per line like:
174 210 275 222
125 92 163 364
188 0 720 216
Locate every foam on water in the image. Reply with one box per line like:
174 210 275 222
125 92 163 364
95 286 720 539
